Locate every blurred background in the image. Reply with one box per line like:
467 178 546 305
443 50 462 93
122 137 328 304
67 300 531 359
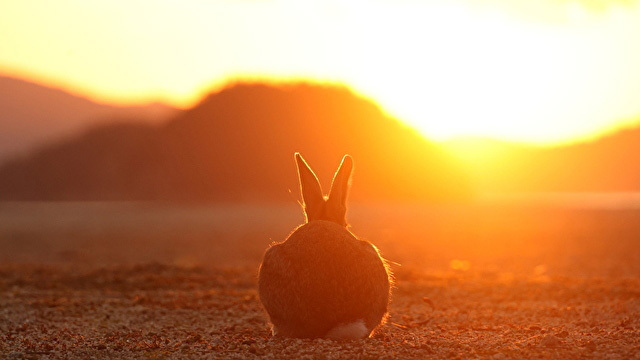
1 0 640 277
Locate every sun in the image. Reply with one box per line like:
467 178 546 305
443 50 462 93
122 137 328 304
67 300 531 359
333 1 640 145
1 0 639 146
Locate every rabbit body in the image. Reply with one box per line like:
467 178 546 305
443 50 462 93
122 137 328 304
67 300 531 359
258 153 392 339
258 220 390 338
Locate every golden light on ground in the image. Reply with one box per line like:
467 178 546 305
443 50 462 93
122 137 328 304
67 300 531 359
2 0 640 145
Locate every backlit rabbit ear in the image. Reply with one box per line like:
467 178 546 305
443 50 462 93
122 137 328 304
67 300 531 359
295 153 324 222
327 155 353 222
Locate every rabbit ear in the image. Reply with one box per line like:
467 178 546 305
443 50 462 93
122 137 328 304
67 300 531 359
327 155 353 220
295 153 324 221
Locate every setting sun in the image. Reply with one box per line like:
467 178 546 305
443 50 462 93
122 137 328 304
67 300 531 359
2 0 640 145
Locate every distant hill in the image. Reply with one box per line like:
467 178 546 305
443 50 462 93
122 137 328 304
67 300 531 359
0 83 471 202
443 126 640 193
0 75 178 162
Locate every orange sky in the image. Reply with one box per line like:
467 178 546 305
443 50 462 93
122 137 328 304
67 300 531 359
2 0 640 145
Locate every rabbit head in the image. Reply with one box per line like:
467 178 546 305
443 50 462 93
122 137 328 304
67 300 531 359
295 153 352 227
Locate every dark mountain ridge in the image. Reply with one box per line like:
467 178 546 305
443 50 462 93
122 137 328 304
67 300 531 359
0 75 177 162
4 78 640 201
0 83 470 202
444 124 640 193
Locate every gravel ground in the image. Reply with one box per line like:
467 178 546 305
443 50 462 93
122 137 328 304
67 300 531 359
1 263 639 359
2 203 640 358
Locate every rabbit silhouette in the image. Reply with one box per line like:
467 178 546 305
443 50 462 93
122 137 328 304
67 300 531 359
258 153 391 339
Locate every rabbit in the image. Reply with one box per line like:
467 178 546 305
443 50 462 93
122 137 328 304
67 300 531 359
258 153 391 339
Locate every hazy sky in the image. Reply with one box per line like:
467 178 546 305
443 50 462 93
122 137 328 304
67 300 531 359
1 0 640 144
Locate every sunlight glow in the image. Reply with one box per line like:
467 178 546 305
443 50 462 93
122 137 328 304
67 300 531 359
1 0 640 145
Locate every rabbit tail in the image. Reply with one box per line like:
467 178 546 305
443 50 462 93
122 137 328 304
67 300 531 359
325 320 369 339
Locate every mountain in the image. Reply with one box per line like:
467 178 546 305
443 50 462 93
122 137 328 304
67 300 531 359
443 126 640 193
0 75 178 162
0 83 471 202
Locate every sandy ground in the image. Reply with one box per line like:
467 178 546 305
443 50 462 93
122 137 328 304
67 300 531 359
1 202 639 359
1 264 639 359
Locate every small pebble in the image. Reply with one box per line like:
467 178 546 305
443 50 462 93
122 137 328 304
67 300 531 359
540 334 561 348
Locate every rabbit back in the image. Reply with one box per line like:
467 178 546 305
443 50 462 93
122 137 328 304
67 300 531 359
258 220 390 338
